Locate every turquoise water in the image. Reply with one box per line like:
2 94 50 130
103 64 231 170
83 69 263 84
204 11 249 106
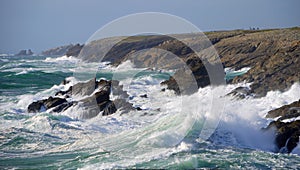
1 55 300 169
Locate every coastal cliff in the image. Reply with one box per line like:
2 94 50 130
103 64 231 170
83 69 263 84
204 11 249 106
35 27 300 153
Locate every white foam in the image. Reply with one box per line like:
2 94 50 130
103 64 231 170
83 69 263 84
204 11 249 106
45 55 80 63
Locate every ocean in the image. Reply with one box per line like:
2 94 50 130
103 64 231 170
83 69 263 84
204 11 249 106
1 55 300 169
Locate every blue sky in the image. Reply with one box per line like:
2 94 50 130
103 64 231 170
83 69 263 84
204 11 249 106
0 0 299 54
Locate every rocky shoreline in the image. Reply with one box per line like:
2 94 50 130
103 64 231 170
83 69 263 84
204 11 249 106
28 78 136 118
31 27 300 154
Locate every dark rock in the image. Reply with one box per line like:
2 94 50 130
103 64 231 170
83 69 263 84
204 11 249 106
266 100 300 153
28 78 134 118
268 120 300 153
28 101 45 113
16 50 27 56
52 101 75 113
94 87 110 104
15 49 34 56
60 78 71 85
43 97 67 109
41 44 74 56
55 86 72 97
102 101 117 116
66 43 83 57
27 97 67 113
266 99 300 119
140 94 148 98
161 60 210 95
136 107 142 111
226 86 251 99
27 49 34 55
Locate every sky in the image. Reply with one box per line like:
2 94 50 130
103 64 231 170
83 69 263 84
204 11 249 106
0 0 299 54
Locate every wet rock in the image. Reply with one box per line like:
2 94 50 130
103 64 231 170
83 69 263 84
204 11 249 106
136 107 142 111
27 101 45 113
226 86 251 99
102 101 117 116
268 120 300 153
52 101 75 113
28 78 133 118
72 78 97 96
140 94 148 98
27 97 67 113
113 99 134 112
111 80 129 99
266 99 300 153
266 99 300 119
55 86 72 97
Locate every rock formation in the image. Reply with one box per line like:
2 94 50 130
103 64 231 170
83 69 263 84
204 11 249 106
28 78 135 118
15 49 34 56
266 100 300 153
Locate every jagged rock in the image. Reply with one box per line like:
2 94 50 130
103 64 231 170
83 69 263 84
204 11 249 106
113 99 134 111
266 99 300 153
72 78 97 96
27 49 33 55
111 80 130 99
52 101 75 113
216 28 300 97
161 59 211 95
101 101 117 116
75 28 299 97
27 101 45 113
226 86 251 99
66 43 83 57
27 97 67 113
41 44 74 56
266 99 300 119
268 120 300 153
15 49 34 56
28 78 133 118
16 50 27 56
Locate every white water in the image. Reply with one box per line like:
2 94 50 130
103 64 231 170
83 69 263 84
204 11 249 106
1 57 300 169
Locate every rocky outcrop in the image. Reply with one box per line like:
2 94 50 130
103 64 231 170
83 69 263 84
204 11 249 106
41 44 74 56
41 43 83 56
266 100 300 153
266 100 300 119
27 78 135 118
28 97 67 113
15 49 34 56
75 27 299 97
212 28 300 97
226 86 252 99
65 43 83 57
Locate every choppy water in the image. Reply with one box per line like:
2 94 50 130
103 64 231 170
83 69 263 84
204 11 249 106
1 55 300 169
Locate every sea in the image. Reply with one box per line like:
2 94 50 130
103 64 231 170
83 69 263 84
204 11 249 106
1 55 300 169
